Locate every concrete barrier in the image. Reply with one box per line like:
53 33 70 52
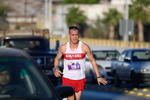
50 37 150 49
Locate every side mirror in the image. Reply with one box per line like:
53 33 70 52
56 86 74 98
124 57 131 62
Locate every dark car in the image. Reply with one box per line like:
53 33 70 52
0 36 61 85
111 48 150 87
0 48 74 100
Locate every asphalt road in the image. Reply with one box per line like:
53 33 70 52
82 82 150 100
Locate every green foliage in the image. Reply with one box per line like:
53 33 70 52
66 7 86 26
0 3 9 18
131 0 150 7
129 6 148 23
130 0 150 23
102 9 123 25
61 0 100 4
86 17 107 39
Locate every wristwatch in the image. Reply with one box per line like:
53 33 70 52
52 67 60 72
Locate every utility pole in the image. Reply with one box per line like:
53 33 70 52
24 0 27 22
49 0 52 37
45 0 52 38
45 0 48 29
124 0 129 42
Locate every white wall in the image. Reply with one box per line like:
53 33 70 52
53 3 127 37
111 0 132 5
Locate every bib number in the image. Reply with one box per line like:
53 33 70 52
67 62 80 70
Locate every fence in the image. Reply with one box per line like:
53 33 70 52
50 37 150 49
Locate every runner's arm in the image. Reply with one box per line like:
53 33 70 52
84 44 107 85
54 45 63 77
85 45 100 78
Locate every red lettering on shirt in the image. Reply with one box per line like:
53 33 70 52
64 53 85 60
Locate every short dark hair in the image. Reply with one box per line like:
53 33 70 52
69 26 79 32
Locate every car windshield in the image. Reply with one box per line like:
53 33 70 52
0 57 53 99
92 50 120 60
132 50 150 61
4 39 46 50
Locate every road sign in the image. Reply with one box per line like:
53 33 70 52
119 19 134 36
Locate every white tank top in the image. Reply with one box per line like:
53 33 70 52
63 41 86 80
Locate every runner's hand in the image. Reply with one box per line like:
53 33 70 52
97 77 107 85
54 69 63 77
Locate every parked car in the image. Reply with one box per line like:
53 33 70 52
85 48 120 83
0 36 62 86
111 48 150 87
0 48 74 100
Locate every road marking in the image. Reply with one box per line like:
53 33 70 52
142 88 148 92
128 91 135 94
133 88 138 91
145 94 150 98
137 92 143 96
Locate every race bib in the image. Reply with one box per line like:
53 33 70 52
68 62 81 70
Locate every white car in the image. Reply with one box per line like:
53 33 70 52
85 48 120 83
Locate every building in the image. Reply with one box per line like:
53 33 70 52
2 0 131 37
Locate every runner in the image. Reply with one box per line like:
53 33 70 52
54 26 107 100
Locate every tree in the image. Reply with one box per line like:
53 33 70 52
102 9 123 40
0 3 9 18
0 3 9 30
86 17 107 39
61 0 100 4
129 0 150 42
66 7 87 37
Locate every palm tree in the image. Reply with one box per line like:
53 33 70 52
66 7 86 26
66 7 87 37
0 3 9 30
129 0 150 42
0 3 9 18
102 9 123 40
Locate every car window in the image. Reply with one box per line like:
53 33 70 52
132 50 150 61
4 39 45 50
92 50 120 61
0 58 53 99
126 51 131 58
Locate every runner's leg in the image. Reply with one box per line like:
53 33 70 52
68 95 74 100
75 91 82 100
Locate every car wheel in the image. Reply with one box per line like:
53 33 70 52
131 72 139 87
114 73 121 87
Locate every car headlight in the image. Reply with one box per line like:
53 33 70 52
140 68 149 73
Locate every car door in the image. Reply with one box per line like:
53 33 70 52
122 51 132 80
115 51 126 78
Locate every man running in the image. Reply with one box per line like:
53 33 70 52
54 26 107 100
